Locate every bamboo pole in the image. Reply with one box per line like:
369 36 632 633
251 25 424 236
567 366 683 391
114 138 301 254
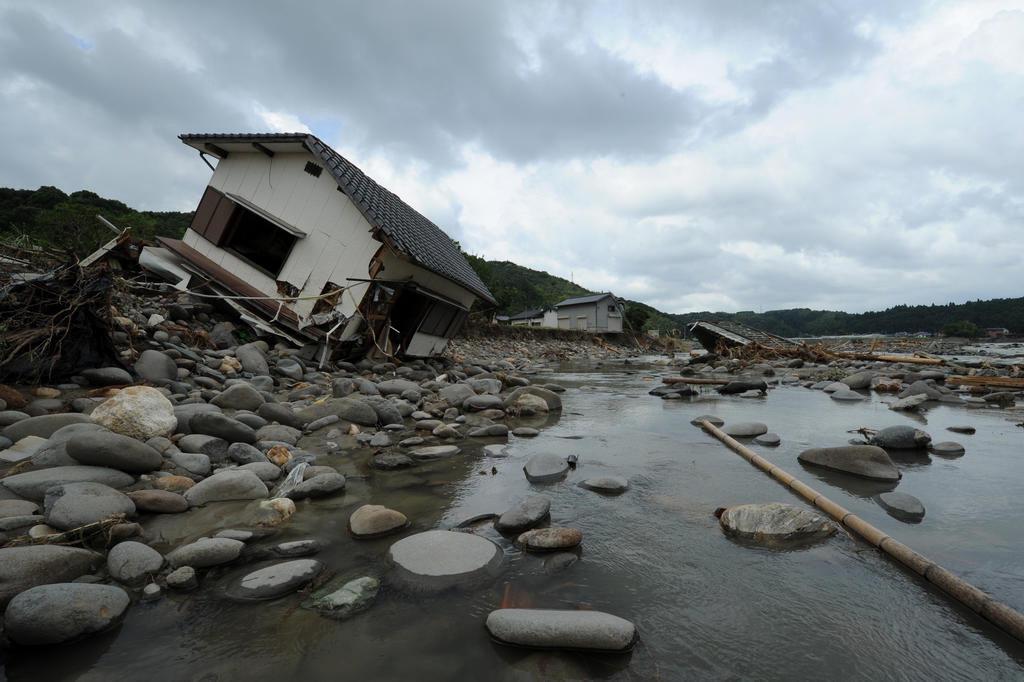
948 375 1024 390
698 420 1024 642
834 352 945 366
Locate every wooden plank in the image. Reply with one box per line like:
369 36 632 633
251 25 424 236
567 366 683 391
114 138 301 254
948 375 1024 390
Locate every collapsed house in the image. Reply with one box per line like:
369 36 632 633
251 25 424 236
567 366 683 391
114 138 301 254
143 133 496 359
689 320 797 353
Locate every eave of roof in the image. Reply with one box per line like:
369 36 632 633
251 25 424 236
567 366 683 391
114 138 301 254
179 132 496 305
555 292 617 307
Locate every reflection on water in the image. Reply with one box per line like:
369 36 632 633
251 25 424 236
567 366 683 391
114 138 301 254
3 361 1024 680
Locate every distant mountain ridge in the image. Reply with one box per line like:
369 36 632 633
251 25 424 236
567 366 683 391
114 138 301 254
3 185 1020 335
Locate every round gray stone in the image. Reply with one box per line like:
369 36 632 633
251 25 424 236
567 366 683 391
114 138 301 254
4 583 130 645
0 545 101 608
284 472 346 499
798 445 900 481
167 537 245 568
388 530 502 592
183 470 268 507
66 431 162 474
578 476 629 495
690 414 725 427
722 422 769 438
410 445 461 461
189 412 257 444
719 503 836 546
871 425 932 449
44 482 135 531
107 541 164 584
495 495 551 533
876 492 926 522
930 441 965 457
486 609 637 652
754 432 781 446
523 454 569 483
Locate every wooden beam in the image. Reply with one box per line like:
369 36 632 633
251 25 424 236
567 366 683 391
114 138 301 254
948 375 1024 390
204 142 229 159
252 142 275 158
663 376 732 385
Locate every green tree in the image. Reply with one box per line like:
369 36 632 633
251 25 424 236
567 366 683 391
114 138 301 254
941 320 981 338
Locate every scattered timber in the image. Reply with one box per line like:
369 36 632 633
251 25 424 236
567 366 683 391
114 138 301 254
947 375 1024 390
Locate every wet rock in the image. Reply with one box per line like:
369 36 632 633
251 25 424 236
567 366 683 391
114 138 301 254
349 504 408 538
183 470 268 507
167 537 245 568
722 422 768 438
229 559 323 600
830 388 866 401
495 495 551 533
410 445 461 461
304 576 379 619
503 386 563 412
508 393 549 415
947 425 975 435
127 489 188 514
44 482 135 530
930 441 965 457
80 367 133 386
4 583 130 646
66 431 162 473
371 452 415 470
870 425 932 449
983 391 1015 406
464 394 504 411
690 414 724 427
257 402 305 429
166 566 198 591
272 539 320 557
579 476 629 494
438 383 475 406
297 397 377 426
517 527 583 551
485 609 637 652
798 445 900 481
512 427 539 438
889 394 929 411
1 466 134 501
720 503 836 546
388 530 502 592
754 432 781 446
543 552 579 574
285 472 346 499
227 442 268 465
468 424 509 438
2 413 91 442
523 453 569 483
90 386 177 440
211 383 265 411
134 349 178 383
256 424 302 445
0 546 102 608
107 541 164 584
841 371 875 390
235 343 270 376
190 412 257 444
876 492 926 522
718 380 767 395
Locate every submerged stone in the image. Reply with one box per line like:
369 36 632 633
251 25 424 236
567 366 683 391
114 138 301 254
876 492 926 522
719 503 836 546
870 425 932 450
523 454 569 483
517 527 583 551
305 576 380 619
229 559 323 600
495 495 551 533
578 476 629 494
722 422 768 438
485 609 637 652
929 441 965 457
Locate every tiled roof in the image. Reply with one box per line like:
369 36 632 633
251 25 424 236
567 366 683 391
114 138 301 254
509 307 546 320
555 292 616 307
179 133 496 304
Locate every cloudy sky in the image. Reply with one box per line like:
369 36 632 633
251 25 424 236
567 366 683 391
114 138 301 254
1 1 1022 314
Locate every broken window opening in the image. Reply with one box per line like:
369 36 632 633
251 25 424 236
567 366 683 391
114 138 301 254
222 206 298 277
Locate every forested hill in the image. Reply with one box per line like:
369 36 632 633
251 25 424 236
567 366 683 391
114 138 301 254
0 186 190 255
2 185 1019 335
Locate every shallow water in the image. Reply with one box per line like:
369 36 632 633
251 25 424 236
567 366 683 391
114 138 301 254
3 362 1024 681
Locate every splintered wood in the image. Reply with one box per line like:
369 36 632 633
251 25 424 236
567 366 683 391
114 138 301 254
712 340 945 367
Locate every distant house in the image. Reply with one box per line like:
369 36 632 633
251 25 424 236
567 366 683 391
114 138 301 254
552 293 624 333
986 327 1010 338
144 132 495 358
509 307 559 328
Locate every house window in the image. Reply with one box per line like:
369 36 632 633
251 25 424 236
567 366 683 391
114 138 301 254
608 304 616 312
222 207 298 276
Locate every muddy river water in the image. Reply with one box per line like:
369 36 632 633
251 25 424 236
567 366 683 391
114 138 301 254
2 360 1023 680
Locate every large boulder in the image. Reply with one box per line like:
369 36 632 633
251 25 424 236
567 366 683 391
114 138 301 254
44 482 136 530
388 530 502 593
133 349 178 383
89 386 177 440
1 466 135 501
486 609 637 652
719 503 836 546
211 383 265 411
798 445 900 481
503 386 562 412
4 583 130 645
183 470 268 507
2 413 91 442
0 546 102 608
66 431 162 473
870 425 932 449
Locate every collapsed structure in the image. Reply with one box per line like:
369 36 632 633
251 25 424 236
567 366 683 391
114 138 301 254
144 133 495 358
689 320 798 353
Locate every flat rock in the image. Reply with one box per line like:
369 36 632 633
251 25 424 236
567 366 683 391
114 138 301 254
66 431 162 473
722 422 769 438
754 433 781 446
690 414 724 427
947 425 976 435
284 472 346 499
876 492 926 522
495 495 551 533
371 452 415 470
80 367 133 386
517 527 583 551
511 427 539 438
4 583 130 645
44 482 135 531
0 545 102 608
167 537 245 568
798 445 900 481
229 559 323 600
388 530 502 592
930 441 965 457
349 504 408 538
830 388 866 401
719 503 836 546
410 445 460 461
90 386 177 440
523 454 569 483
2 413 91 442
889 394 929 411
870 425 932 449
183 470 268 507
190 412 257 444
486 609 637 652
578 476 629 494
1 465 135 501
0 435 47 464
107 541 164 584
304 576 379 619
127 489 188 514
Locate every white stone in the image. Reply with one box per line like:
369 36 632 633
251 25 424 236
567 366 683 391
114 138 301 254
91 386 177 441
